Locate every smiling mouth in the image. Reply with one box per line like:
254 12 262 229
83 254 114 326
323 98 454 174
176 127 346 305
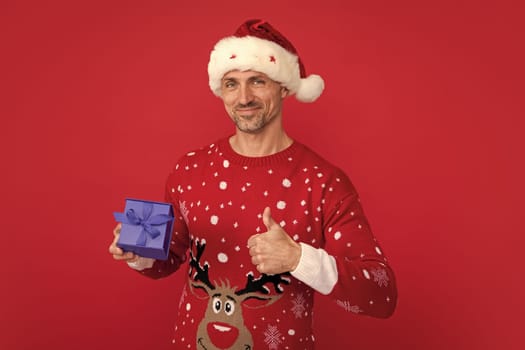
207 322 240 348
236 107 259 113
236 102 261 111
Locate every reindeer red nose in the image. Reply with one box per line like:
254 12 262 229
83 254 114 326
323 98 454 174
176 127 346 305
207 322 239 349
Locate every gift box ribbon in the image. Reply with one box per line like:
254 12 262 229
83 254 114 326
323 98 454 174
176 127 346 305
114 202 173 246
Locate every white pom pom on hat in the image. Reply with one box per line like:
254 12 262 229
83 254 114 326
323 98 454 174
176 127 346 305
208 19 325 103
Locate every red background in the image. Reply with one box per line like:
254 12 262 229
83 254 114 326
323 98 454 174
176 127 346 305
2 0 524 349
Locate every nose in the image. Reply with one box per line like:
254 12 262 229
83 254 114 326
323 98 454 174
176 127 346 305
238 84 254 105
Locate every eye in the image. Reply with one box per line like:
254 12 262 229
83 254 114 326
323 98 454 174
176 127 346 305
224 300 235 316
223 80 236 89
212 297 222 314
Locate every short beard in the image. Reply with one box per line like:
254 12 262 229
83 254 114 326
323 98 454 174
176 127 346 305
231 102 267 133
232 115 266 134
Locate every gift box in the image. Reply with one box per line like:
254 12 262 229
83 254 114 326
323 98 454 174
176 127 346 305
113 198 174 260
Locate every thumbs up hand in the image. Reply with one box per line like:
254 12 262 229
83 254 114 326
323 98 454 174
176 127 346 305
247 207 302 275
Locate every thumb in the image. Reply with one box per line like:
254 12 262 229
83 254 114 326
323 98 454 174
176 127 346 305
262 207 279 231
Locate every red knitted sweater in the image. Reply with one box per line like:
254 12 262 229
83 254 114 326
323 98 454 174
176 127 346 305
139 137 397 349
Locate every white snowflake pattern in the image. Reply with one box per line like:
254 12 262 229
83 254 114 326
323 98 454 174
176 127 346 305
179 201 189 225
371 268 389 287
336 300 362 314
291 293 306 318
264 324 283 350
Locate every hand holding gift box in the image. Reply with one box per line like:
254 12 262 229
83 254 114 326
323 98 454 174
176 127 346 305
113 199 174 261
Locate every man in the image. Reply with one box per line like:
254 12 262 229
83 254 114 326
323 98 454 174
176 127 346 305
109 19 397 349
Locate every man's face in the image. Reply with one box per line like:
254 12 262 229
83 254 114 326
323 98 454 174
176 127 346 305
220 70 288 134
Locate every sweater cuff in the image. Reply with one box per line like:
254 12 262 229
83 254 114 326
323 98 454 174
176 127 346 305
127 257 155 271
291 243 338 295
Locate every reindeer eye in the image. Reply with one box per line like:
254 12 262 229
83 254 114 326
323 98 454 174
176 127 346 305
224 300 235 316
212 297 222 314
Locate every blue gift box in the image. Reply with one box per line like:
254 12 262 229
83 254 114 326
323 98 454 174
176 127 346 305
113 198 174 261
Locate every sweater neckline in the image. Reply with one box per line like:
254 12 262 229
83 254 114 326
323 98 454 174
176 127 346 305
217 136 301 167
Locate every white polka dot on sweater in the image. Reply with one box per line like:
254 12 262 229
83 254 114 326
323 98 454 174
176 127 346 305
217 252 228 263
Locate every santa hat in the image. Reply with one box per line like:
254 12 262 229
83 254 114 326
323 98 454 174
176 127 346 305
208 19 325 102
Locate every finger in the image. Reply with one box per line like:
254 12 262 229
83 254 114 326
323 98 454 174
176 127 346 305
248 245 260 257
247 234 260 248
108 242 120 255
109 234 121 253
256 263 265 273
108 231 135 261
251 255 259 265
113 223 122 236
109 243 126 257
112 250 136 261
108 229 121 251
262 207 279 231
127 254 139 263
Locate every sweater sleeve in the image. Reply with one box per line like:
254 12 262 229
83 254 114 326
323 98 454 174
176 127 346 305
130 164 191 279
290 243 338 295
317 171 397 318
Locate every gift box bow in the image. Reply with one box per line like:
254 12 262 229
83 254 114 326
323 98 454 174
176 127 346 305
114 202 174 246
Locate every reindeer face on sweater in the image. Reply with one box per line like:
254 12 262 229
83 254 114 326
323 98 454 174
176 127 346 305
189 238 290 350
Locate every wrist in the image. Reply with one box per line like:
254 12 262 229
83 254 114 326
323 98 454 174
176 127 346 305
289 241 302 271
127 257 155 271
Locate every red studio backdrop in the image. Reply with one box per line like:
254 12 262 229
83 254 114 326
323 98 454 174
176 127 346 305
2 1 524 349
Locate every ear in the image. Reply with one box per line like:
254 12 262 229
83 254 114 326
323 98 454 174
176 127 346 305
189 281 212 300
280 86 290 99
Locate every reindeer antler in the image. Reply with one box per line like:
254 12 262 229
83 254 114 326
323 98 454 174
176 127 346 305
235 272 291 296
188 238 215 290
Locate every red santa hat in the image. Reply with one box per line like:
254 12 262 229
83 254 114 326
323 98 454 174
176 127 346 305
208 19 325 102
